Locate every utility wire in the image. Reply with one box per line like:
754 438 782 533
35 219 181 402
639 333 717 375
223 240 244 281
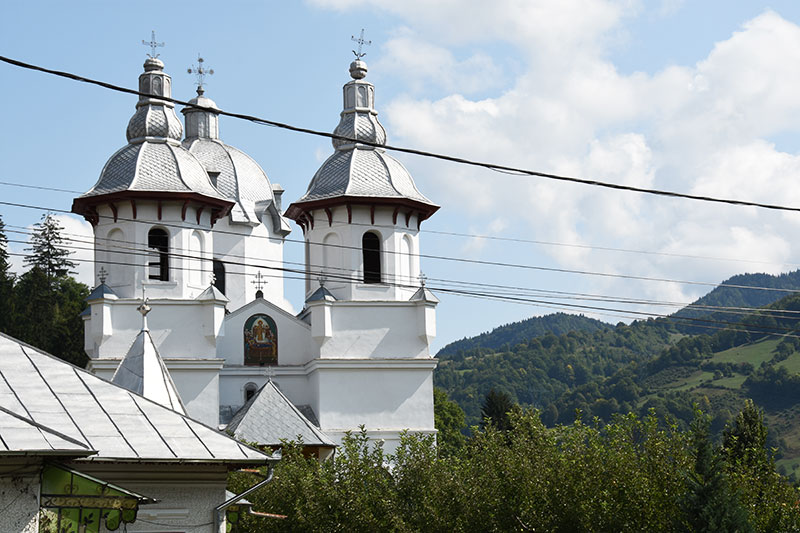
17 222 800 322
3 178 797 269
2 54 800 213
4 198 800 298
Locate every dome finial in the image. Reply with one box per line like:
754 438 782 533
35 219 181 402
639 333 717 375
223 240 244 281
137 286 151 332
350 29 371 80
142 30 165 59
187 54 214 96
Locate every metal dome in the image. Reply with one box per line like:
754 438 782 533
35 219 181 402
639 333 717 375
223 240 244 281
286 60 437 222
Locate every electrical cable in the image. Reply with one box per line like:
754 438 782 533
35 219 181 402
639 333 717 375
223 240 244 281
2 54 800 213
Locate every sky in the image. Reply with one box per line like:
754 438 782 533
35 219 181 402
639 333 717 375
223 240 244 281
4 1 800 352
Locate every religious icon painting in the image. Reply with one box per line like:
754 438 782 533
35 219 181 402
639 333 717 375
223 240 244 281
243 314 278 366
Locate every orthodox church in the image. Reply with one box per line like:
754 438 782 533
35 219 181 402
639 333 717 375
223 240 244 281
70 49 440 453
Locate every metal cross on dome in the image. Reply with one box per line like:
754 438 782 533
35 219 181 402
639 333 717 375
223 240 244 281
351 29 371 59
142 30 165 59
187 54 214 93
97 267 108 285
419 272 428 287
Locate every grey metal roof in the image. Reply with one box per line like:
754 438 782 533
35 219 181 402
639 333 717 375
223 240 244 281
0 333 271 464
196 284 229 302
410 286 439 303
289 60 437 212
111 329 186 414
0 407 94 456
306 285 337 303
78 141 224 201
86 283 118 302
75 59 227 206
226 381 335 448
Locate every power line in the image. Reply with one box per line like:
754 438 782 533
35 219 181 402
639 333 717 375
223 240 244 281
3 54 800 213
16 226 800 321
4 178 797 270
4 198 800 300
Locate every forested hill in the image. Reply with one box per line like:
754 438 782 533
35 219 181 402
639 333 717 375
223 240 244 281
437 312 610 356
673 270 800 334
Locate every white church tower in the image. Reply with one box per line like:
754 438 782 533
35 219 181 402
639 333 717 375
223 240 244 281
284 57 440 450
72 56 234 425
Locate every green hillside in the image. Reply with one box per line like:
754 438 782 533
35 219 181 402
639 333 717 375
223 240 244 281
437 312 610 356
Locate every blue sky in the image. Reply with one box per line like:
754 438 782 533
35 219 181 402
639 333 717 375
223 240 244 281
4 1 800 351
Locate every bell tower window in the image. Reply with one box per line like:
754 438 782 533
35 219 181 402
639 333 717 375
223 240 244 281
147 228 169 281
362 232 381 284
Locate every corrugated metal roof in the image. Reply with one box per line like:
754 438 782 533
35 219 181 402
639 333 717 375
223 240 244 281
0 333 271 464
226 381 335 448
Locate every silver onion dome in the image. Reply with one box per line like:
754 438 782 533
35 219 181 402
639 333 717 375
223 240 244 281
286 59 437 222
182 90 290 232
72 58 231 221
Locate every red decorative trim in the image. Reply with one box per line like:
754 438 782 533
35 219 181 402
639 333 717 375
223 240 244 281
157 201 162 221
370 205 375 225
196 206 204 224
324 207 333 227
70 191 233 224
109 203 118 222
405 211 412 228
346 205 352 224
284 196 439 227
130 199 137 219
181 200 190 221
392 207 400 225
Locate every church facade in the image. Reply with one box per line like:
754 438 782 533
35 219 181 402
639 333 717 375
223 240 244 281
71 52 439 451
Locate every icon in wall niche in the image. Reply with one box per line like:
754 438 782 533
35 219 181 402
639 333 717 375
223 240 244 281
243 314 278 366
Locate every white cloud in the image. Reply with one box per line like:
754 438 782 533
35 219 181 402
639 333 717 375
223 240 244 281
314 2 800 320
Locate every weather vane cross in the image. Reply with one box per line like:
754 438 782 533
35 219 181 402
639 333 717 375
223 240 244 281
419 272 427 287
351 29 371 59
187 54 214 94
142 30 165 59
98 267 108 285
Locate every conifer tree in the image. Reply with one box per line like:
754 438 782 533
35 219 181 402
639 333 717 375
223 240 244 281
682 413 753 532
24 213 75 280
0 215 15 333
481 389 515 431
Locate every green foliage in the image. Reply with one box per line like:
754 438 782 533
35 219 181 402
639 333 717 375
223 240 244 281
433 388 466 456
438 312 610 356
24 214 76 279
681 413 753 532
0 215 88 366
228 410 800 532
481 388 515 430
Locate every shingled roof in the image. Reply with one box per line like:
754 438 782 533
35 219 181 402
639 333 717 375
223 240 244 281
0 333 271 464
226 381 335 448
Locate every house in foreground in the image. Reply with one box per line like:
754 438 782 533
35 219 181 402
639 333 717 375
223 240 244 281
0 332 275 533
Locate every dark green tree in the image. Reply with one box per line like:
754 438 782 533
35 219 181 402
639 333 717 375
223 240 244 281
681 413 753 532
433 388 466 456
722 399 767 465
0 215 15 333
481 388 515 431
24 213 75 279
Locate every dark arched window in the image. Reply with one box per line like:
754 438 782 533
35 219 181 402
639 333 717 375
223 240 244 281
244 382 258 402
147 228 169 281
362 232 381 284
213 259 226 295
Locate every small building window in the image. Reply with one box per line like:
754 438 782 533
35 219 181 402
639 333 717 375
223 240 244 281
244 382 258 403
147 228 169 281
213 259 226 295
362 232 381 284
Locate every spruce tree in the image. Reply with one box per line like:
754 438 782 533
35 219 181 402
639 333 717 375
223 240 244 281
24 213 75 280
682 413 753 532
481 388 515 431
0 215 15 333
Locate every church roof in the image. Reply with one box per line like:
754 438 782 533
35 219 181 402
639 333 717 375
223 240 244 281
72 58 231 220
286 60 438 222
111 328 186 415
226 381 335 448
86 283 118 302
0 332 271 464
